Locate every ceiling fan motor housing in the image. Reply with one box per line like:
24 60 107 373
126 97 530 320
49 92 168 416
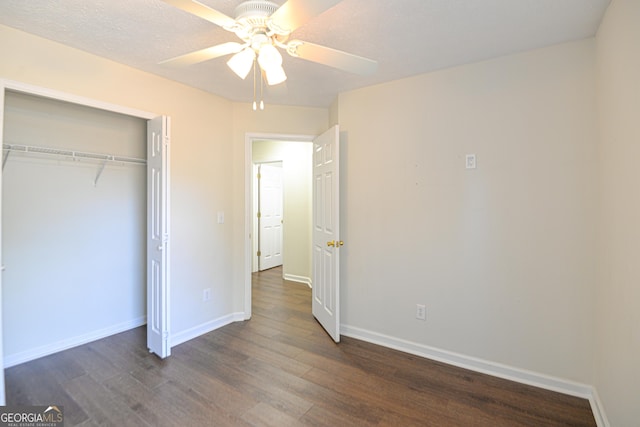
233 0 281 42
234 0 279 21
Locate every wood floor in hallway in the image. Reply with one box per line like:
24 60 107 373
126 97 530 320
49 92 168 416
5 266 596 426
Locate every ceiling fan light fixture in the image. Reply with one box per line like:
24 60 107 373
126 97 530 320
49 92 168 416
257 43 282 71
227 48 256 79
265 65 287 85
257 43 286 85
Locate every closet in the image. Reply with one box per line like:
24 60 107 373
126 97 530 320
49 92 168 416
2 90 147 366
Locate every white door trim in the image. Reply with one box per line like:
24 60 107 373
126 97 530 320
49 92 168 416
0 79 168 404
244 133 315 319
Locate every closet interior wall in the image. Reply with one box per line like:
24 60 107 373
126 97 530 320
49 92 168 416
2 91 146 366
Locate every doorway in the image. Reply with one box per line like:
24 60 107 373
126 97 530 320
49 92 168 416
245 127 342 342
0 80 170 405
244 135 314 318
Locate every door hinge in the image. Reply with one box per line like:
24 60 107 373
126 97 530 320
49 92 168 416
257 173 261 179
257 212 261 218
257 251 261 257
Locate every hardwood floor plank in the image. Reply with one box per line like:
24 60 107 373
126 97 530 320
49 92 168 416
5 357 89 425
5 266 597 426
64 374 150 427
241 402 305 427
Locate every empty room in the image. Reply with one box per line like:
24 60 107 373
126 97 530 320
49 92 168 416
0 0 638 426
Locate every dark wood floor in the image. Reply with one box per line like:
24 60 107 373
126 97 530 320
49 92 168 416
6 266 596 426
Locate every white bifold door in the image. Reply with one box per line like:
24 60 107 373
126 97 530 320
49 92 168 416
312 125 341 342
147 116 171 358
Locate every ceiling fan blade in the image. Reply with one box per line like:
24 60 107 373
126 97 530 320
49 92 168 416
162 0 236 28
287 40 378 75
270 0 343 34
160 42 244 66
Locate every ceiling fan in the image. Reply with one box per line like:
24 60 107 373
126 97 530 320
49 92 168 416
160 0 378 87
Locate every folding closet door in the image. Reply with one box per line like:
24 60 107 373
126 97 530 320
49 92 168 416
2 91 147 366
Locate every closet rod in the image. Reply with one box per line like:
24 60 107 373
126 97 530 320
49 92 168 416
2 143 146 166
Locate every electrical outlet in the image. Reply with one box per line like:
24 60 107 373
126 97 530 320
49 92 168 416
203 288 211 302
416 304 426 321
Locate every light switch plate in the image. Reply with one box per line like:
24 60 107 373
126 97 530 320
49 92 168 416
465 154 477 169
217 211 224 224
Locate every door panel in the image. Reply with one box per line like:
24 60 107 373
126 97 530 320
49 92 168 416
258 164 283 271
147 116 170 358
312 125 340 342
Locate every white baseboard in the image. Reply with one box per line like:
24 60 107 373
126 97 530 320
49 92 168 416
284 274 312 288
588 387 610 427
171 312 245 347
341 324 609 427
3 316 147 368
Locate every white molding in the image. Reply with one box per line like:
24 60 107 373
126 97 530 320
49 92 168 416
3 316 146 368
589 388 610 427
284 274 312 288
0 79 156 119
171 312 245 347
341 324 609 426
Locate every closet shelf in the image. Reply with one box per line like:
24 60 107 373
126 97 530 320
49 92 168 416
2 143 146 165
3 143 147 185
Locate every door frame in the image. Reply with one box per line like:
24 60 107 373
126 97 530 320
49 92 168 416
244 133 315 319
0 79 170 403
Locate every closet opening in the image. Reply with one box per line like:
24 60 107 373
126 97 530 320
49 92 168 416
2 90 147 368
0 81 170 405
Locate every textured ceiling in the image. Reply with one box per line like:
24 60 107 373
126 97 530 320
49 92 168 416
0 0 610 108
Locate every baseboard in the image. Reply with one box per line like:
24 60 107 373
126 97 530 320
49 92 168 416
341 324 609 427
3 316 146 368
284 273 312 288
171 312 245 347
588 387 610 427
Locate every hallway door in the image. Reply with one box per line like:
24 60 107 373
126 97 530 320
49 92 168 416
258 163 284 271
312 125 341 342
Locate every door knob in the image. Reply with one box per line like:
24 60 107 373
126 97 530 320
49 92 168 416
327 240 335 247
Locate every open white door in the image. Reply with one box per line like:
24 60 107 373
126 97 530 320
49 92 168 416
312 125 341 342
258 163 284 271
147 116 171 358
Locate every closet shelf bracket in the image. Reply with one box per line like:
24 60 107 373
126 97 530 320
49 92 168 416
94 158 110 186
2 149 10 171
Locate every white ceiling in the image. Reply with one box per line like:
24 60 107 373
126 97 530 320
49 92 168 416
0 0 610 108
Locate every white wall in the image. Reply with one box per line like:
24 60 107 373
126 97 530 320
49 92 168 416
0 24 236 348
595 1 640 425
337 39 599 384
253 140 313 282
2 91 146 364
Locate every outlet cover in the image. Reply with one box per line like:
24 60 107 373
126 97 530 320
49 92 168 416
203 288 211 302
416 304 426 320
